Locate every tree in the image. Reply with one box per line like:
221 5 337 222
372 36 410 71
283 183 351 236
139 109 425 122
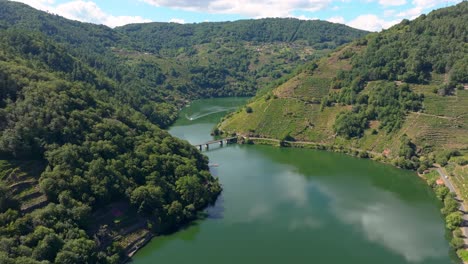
453 228 463 238
176 175 205 208
130 186 165 216
333 111 367 138
54 238 97 264
32 233 63 261
435 186 450 200
441 196 459 215
446 212 463 230
399 136 417 159
450 236 464 249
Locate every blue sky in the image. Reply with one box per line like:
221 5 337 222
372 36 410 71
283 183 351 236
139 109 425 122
15 0 462 31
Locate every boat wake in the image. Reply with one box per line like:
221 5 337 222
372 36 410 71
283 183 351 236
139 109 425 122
185 106 238 121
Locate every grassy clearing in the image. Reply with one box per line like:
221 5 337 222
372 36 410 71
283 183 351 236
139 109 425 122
424 170 441 182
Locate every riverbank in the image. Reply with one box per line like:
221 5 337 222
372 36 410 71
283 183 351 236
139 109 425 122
237 135 389 165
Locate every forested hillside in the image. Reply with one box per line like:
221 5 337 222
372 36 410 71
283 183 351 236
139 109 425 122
0 26 223 263
220 1 467 170
0 1 368 263
0 0 368 100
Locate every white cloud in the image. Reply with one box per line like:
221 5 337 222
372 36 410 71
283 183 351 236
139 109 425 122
14 0 55 10
397 0 462 18
141 0 332 18
169 18 186 24
378 0 406 6
294 15 319 20
327 15 345 24
347 14 400 31
396 6 423 18
13 0 152 27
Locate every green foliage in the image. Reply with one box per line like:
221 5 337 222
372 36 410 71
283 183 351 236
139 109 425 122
453 228 463 238
130 186 165 216
457 249 468 261
436 150 460 166
0 184 19 213
333 82 423 139
0 4 229 261
441 196 459 215
333 111 368 138
245 106 253 113
450 236 464 249
399 135 417 159
0 0 368 102
350 4 467 85
435 185 450 200
446 212 463 230
118 18 368 52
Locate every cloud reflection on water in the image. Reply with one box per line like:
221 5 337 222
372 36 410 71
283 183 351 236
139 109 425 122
316 182 447 263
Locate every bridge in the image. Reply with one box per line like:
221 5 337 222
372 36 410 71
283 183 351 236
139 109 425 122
194 137 237 151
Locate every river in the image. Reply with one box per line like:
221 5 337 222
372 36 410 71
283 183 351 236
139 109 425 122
133 97 459 264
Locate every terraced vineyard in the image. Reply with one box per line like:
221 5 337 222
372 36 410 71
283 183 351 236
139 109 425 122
0 160 48 214
446 160 468 207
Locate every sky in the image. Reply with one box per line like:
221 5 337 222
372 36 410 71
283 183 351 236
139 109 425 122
14 0 463 31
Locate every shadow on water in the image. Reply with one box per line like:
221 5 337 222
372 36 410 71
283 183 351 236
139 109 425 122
129 215 206 262
205 193 225 220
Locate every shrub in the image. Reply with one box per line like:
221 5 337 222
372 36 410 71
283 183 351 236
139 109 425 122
450 237 464 249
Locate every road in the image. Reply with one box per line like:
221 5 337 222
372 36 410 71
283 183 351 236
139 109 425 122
246 136 381 156
437 168 468 247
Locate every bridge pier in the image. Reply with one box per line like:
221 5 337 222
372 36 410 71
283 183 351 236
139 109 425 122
195 137 237 151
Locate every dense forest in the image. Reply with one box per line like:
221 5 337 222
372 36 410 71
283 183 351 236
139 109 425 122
0 27 221 264
0 0 368 263
0 0 368 100
117 18 365 51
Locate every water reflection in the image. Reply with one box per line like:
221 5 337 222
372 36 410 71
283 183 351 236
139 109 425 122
317 181 448 263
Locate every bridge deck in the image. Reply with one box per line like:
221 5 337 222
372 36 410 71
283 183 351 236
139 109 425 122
194 137 237 147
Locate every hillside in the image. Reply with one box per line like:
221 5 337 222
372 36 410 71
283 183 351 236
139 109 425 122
0 0 368 100
0 1 369 263
0 26 224 263
219 2 467 170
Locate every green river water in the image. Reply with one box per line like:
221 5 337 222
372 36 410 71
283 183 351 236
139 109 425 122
133 97 459 264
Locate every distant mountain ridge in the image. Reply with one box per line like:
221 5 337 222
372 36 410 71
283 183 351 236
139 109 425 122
117 17 366 51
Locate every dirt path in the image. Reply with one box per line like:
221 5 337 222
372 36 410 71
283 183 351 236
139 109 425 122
413 112 456 120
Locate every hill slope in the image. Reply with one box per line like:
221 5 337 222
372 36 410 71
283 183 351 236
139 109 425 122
0 1 368 263
0 26 225 263
0 0 368 100
220 2 467 168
